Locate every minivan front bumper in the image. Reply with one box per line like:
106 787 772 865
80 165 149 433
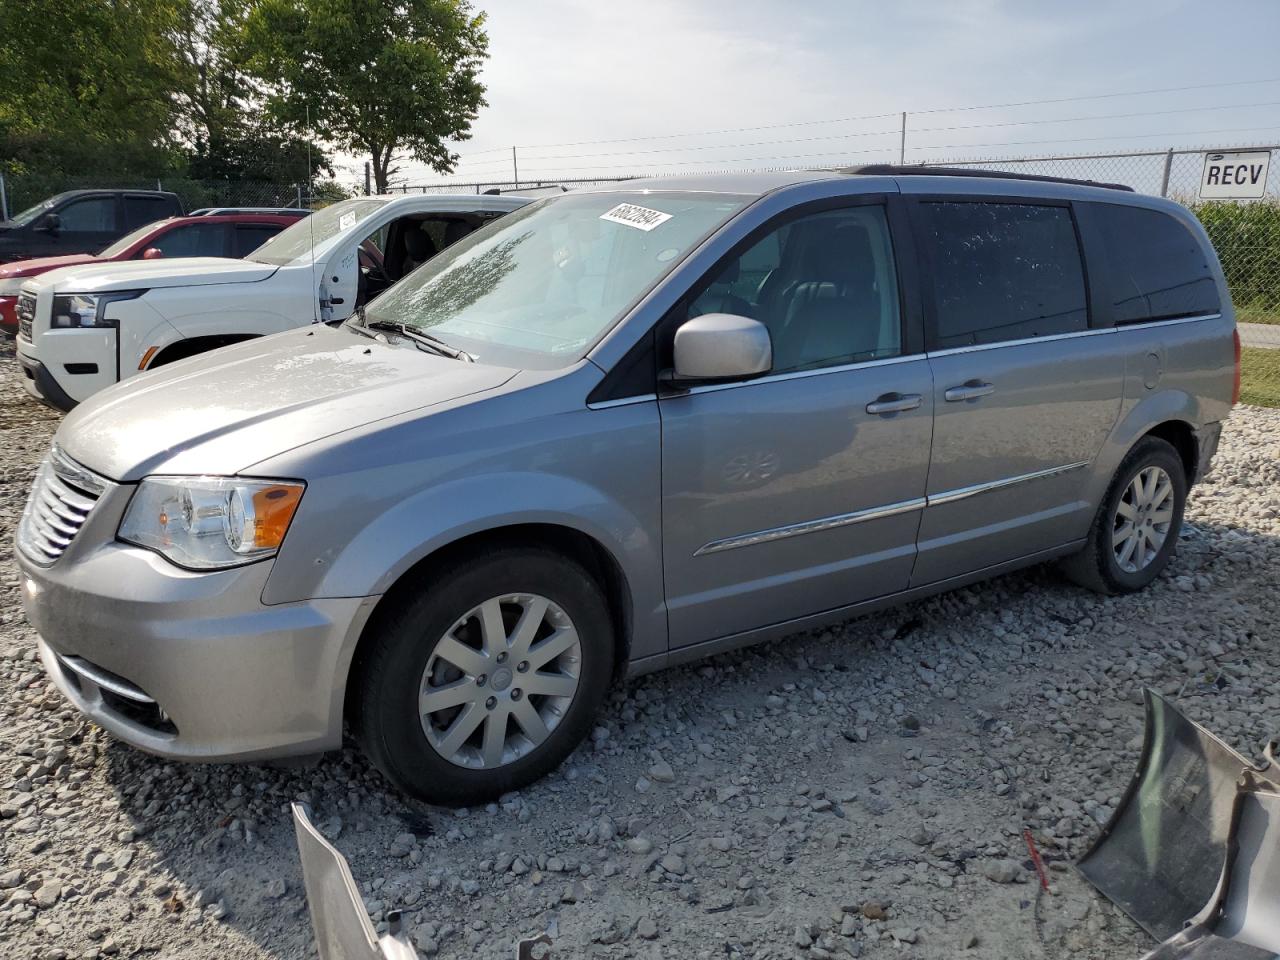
18 543 377 762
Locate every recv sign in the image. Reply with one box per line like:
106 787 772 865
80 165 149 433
1199 150 1271 200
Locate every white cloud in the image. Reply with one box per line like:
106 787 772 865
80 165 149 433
341 0 1280 189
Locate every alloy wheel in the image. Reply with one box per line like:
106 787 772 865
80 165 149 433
419 594 581 769
1112 465 1175 574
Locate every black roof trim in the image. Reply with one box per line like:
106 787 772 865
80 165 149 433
841 164 1135 193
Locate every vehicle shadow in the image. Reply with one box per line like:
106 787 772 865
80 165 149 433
91 514 1279 960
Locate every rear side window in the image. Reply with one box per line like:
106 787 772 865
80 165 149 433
232 225 282 258
124 196 175 230
919 202 1088 349
1090 203 1220 323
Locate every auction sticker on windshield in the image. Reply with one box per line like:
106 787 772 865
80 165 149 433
338 211 358 231
600 203 672 231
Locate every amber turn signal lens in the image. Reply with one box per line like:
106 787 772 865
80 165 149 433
250 484 304 549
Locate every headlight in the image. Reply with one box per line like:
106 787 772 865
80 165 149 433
0 278 26 297
119 477 305 569
51 290 143 328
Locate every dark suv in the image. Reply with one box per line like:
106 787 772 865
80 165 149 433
0 189 184 262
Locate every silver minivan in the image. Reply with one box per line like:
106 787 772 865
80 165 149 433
16 167 1238 804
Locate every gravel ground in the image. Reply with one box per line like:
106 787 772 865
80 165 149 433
1 344 1278 960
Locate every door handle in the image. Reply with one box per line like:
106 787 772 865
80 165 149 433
865 392 923 415
944 380 995 402
328 297 345 305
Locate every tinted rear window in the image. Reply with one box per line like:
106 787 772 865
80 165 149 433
124 195 176 230
232 225 282 257
920 202 1088 349
1090 203 1220 323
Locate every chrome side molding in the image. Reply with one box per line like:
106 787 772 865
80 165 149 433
695 460 1090 556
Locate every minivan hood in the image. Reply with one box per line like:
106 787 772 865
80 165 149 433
28 257 277 293
0 253 98 279
59 325 517 481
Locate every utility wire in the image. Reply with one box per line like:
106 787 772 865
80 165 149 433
451 76 1280 158
451 100 1280 168
510 125 1280 175
906 124 1280 153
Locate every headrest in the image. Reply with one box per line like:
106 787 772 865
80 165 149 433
798 220 875 286
403 228 433 260
443 220 472 247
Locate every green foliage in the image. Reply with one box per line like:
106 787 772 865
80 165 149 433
242 0 488 192
0 0 338 192
175 0 331 183
1191 201 1280 325
0 0 187 177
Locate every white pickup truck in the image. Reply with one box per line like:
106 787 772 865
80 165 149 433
15 193 531 410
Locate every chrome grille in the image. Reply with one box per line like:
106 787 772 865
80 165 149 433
16 293 35 341
17 446 105 565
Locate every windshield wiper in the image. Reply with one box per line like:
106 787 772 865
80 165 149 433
360 316 475 362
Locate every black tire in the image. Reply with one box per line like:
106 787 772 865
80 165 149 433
351 547 614 806
1060 436 1187 595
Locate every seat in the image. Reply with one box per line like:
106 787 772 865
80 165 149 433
442 220 473 249
774 222 883 370
400 228 437 277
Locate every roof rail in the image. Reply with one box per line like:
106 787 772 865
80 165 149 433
841 164 1135 193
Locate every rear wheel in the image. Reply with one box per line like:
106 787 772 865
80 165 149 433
352 548 614 805
1061 436 1187 594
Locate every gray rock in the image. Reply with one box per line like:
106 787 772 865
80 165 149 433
982 859 1023 884
660 853 687 875
648 760 675 783
33 882 61 908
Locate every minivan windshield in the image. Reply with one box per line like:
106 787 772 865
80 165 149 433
248 198 387 265
361 191 749 367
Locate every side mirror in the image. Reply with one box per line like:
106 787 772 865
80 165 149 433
670 313 772 383
37 213 61 234
142 247 164 260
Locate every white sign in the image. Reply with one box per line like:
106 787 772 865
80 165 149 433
599 202 672 231
1199 150 1271 200
337 211 358 231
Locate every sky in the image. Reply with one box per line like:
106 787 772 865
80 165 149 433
338 0 1280 189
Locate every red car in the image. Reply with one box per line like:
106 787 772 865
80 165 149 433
0 212 305 334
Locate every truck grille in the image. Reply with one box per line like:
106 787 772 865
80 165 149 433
17 293 35 341
17 446 106 565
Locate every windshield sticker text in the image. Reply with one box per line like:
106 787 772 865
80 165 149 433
600 203 672 232
338 212 357 231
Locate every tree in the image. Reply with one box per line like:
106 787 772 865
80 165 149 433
172 0 332 184
242 0 488 193
0 0 187 177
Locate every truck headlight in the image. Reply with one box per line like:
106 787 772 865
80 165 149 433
0 278 26 297
51 290 143 328
119 477 305 569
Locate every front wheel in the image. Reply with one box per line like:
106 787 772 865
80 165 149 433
351 548 615 805
1061 436 1187 594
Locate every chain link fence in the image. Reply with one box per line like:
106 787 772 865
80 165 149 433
394 146 1280 405
0 173 352 218
6 145 1279 405
917 146 1280 324
915 146 1280 405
